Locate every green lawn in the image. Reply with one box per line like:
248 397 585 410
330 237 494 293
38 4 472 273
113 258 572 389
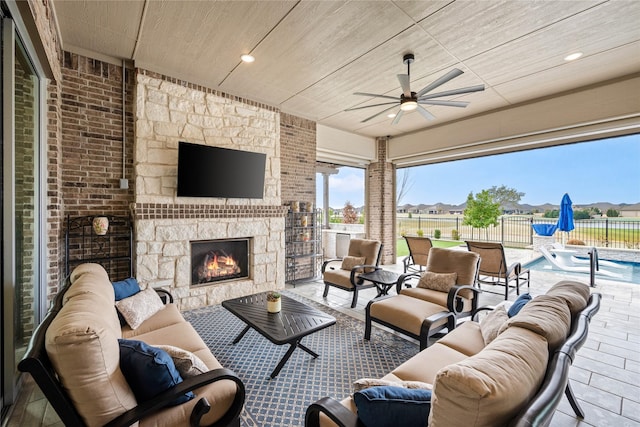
396 238 462 257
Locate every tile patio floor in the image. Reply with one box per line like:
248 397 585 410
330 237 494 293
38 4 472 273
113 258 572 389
5 248 640 427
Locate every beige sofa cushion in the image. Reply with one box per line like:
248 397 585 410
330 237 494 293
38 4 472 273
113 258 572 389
64 263 114 304
430 327 549 427
545 280 590 315
505 294 571 351
46 294 137 427
436 321 485 357
392 342 469 385
122 304 186 338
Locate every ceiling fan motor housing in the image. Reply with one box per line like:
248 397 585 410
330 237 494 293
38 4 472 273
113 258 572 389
403 53 415 65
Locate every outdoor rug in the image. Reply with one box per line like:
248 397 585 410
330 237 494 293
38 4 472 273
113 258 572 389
183 291 419 427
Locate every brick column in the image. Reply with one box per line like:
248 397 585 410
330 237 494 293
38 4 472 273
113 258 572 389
366 137 396 264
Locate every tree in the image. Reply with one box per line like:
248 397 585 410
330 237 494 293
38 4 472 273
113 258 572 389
487 185 525 212
396 169 414 206
342 200 358 224
543 209 559 218
606 208 619 217
463 190 502 239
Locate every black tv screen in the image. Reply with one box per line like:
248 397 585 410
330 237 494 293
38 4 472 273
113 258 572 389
177 142 266 198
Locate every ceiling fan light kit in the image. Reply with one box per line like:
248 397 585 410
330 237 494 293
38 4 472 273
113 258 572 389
346 53 485 124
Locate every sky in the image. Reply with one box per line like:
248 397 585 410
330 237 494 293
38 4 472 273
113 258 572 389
316 134 640 209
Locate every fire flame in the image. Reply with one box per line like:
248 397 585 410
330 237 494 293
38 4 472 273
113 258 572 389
207 254 236 271
207 255 219 271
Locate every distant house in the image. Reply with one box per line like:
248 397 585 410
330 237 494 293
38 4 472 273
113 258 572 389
620 203 640 218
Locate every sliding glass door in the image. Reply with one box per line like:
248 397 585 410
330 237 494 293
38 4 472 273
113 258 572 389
1 15 44 416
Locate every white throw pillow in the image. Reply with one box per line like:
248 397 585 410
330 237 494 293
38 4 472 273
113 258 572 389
155 345 209 378
115 287 165 330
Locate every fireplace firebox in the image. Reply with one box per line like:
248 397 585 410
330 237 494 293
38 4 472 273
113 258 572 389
191 239 250 285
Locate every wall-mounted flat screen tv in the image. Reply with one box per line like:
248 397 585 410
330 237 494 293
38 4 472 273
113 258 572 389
177 141 266 198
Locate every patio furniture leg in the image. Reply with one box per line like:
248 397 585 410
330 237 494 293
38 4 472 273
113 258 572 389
232 325 251 344
350 289 358 308
298 342 319 358
565 381 585 418
323 283 330 297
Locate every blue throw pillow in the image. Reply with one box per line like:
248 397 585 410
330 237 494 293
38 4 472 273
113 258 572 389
118 339 194 406
353 386 431 427
508 293 532 317
112 277 140 301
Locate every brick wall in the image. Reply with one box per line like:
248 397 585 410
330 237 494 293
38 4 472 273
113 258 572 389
280 113 318 280
47 80 62 298
366 137 396 264
280 113 316 207
60 52 135 218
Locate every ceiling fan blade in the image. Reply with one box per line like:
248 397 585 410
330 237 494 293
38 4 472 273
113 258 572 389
354 92 398 101
397 74 411 97
416 68 464 97
418 100 469 108
345 101 398 112
391 110 404 125
419 84 485 100
417 105 436 121
361 105 399 123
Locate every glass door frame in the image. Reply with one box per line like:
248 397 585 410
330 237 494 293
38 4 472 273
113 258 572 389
1 4 48 411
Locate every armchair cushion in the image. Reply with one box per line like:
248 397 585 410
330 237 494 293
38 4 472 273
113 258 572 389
348 239 381 272
425 248 479 299
354 386 432 427
417 271 457 292
118 339 194 406
116 287 166 330
341 256 366 271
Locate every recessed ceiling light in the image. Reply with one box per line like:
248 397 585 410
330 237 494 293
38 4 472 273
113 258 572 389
387 113 396 118
564 52 583 61
240 54 255 63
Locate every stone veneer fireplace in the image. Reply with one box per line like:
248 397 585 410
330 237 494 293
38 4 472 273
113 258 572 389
132 70 287 310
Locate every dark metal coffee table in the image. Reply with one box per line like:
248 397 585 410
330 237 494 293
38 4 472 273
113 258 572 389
359 268 402 297
222 291 336 378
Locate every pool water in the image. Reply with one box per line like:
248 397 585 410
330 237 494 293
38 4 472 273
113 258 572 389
524 257 640 285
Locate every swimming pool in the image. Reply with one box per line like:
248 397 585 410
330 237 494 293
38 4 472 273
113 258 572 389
524 257 640 284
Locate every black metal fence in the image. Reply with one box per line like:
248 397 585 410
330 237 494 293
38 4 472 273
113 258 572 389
396 215 640 250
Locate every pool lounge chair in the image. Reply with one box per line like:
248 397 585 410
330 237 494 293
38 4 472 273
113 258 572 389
551 243 626 269
539 246 623 279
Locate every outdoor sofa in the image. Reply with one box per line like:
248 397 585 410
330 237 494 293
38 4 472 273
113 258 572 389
18 263 245 427
306 280 601 427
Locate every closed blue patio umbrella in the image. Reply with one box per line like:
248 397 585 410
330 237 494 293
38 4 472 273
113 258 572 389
557 193 574 243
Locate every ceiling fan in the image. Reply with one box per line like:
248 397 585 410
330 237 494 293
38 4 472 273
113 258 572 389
346 53 485 125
